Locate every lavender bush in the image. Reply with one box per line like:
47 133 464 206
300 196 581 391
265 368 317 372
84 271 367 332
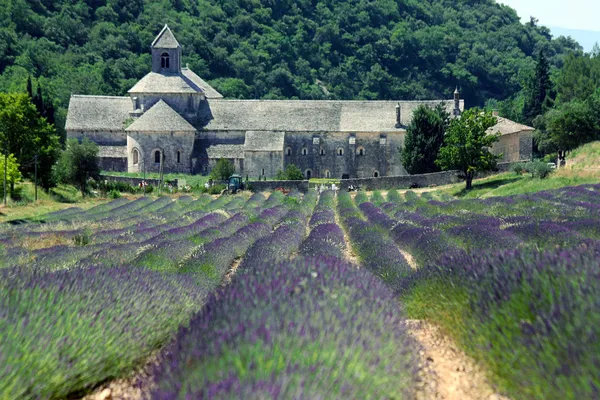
150 257 418 399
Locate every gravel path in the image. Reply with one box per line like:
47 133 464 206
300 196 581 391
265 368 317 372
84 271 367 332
407 319 510 400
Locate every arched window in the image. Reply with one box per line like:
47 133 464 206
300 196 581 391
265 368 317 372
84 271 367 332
325 170 331 178
305 169 312 179
320 148 325 156
154 150 161 164
357 146 365 156
302 148 308 156
177 151 181 164
286 147 292 156
373 171 379 178
132 149 139 165
337 148 344 156
161 52 170 69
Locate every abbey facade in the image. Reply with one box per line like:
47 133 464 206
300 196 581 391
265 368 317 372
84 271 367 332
66 25 533 180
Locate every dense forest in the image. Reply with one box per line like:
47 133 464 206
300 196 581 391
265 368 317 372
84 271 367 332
0 0 584 133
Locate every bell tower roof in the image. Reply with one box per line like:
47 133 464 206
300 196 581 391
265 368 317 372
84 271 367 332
151 24 180 49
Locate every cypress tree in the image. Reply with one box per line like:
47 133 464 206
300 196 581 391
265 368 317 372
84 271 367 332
523 49 553 125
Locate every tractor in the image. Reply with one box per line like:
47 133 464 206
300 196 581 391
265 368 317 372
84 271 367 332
221 174 244 195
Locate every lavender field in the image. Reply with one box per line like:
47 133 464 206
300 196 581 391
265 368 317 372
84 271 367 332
1 184 599 399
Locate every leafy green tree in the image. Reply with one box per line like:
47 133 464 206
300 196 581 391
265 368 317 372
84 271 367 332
276 164 304 180
53 138 101 196
401 103 450 174
0 93 60 190
543 92 600 155
436 109 501 190
209 158 235 181
523 49 553 126
0 153 22 197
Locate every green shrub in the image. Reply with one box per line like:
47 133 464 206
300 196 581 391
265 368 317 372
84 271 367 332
208 184 226 195
525 160 554 179
108 189 121 199
511 162 527 175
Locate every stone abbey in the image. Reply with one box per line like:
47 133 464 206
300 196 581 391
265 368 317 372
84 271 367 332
66 25 533 179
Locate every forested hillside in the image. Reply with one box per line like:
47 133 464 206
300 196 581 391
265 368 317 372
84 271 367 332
0 0 583 131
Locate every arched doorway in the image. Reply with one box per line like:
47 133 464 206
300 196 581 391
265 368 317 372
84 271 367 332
305 169 312 179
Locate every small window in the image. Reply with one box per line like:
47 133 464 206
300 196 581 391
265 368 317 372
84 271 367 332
177 151 181 164
305 169 312 179
154 150 161 164
132 149 139 165
320 148 325 156
302 148 308 156
357 146 365 156
161 52 170 69
286 147 292 156
337 148 344 156
374 171 379 178
262 168 265 176
325 170 331 178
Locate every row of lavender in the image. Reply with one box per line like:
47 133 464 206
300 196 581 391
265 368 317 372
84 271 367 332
357 185 600 399
148 190 419 398
0 191 313 398
0 194 263 270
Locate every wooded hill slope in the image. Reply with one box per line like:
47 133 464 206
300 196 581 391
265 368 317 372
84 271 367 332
0 0 583 129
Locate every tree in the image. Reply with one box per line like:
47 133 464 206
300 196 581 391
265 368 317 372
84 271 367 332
401 103 450 174
523 49 553 125
53 138 101 195
436 109 501 190
210 158 235 181
276 164 304 180
0 93 60 190
542 92 600 158
0 153 22 197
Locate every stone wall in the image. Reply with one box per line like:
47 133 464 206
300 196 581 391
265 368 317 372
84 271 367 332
283 131 406 180
127 131 195 174
67 130 126 146
98 157 127 172
247 179 310 193
99 174 177 188
341 162 517 191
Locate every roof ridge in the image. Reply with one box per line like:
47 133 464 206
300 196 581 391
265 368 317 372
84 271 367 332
151 24 180 49
71 95 130 99
208 99 455 103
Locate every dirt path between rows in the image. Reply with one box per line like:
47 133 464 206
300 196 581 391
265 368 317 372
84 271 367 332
333 199 360 266
407 319 510 400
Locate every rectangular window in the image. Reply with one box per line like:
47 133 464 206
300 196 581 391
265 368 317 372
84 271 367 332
349 137 356 145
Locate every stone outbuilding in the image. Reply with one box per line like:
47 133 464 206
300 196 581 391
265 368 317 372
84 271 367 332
65 24 532 179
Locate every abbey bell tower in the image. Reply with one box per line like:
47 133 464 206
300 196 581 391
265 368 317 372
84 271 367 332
151 25 182 74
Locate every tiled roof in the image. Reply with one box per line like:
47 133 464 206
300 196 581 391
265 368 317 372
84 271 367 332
151 25 180 49
488 117 535 136
244 131 285 152
65 95 131 131
181 68 223 99
205 99 462 133
128 72 204 94
126 100 196 132
98 146 127 158
206 144 245 159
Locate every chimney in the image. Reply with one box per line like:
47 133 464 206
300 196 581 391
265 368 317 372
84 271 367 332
453 87 461 117
395 103 402 128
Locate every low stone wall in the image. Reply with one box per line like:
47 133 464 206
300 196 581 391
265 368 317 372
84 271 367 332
340 162 516 191
99 175 177 188
248 180 310 193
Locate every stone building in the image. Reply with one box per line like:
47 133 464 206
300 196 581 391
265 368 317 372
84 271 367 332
65 25 531 179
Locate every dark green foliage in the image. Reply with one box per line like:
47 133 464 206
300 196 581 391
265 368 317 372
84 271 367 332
209 158 235 181
538 90 600 153
436 109 501 190
53 138 101 195
401 103 449 174
0 92 60 189
275 164 303 181
0 0 582 124
523 50 553 126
